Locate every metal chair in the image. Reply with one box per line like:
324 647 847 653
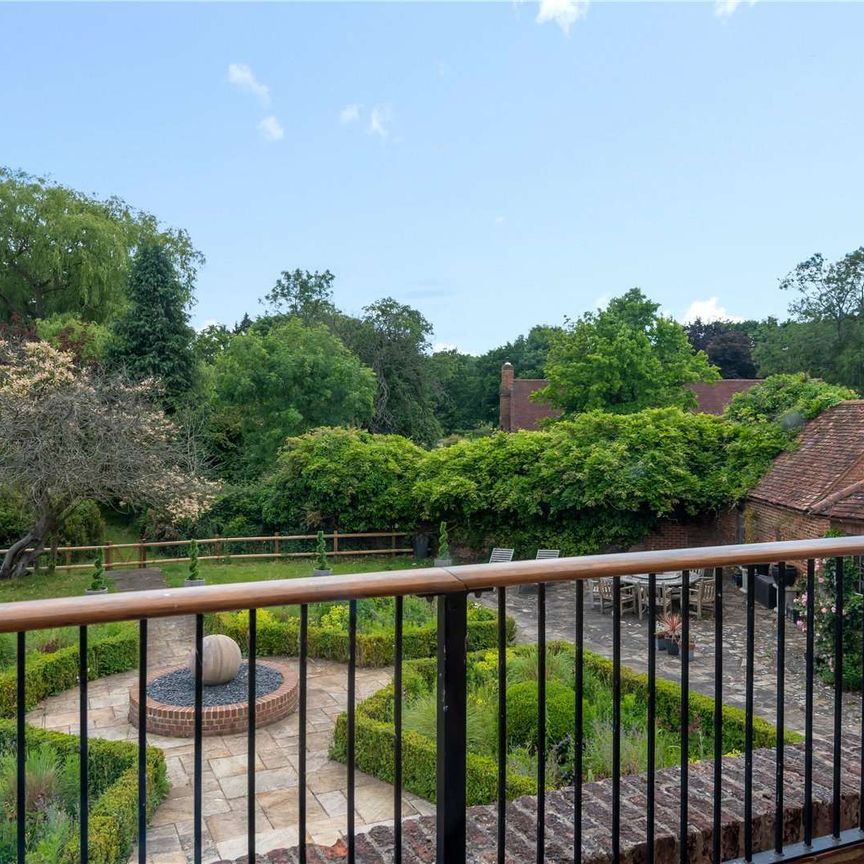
489 547 515 564
535 549 560 560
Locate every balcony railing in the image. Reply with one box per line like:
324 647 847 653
2 536 864 863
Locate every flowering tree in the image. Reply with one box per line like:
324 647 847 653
0 340 216 579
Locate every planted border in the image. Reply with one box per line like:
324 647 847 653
0 720 167 864
210 604 514 668
330 642 801 807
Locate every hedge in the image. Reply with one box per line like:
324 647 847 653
0 719 167 864
330 642 800 806
0 625 138 718
210 603 515 668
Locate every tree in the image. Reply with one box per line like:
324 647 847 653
0 167 202 324
539 289 719 415
211 319 376 474
106 244 197 406
0 340 214 579
336 298 442 445
261 269 336 325
429 349 482 435
35 313 110 366
686 318 758 379
194 323 233 365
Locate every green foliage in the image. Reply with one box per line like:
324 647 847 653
211 318 376 474
437 521 450 559
261 269 337 325
35 314 111 365
187 539 201 581
686 318 759 379
505 680 575 750
261 427 425 532
540 289 719 415
314 530 329 571
724 373 857 435
89 549 107 591
60 500 105 548
0 167 202 324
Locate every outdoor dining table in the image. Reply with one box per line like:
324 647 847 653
619 571 703 616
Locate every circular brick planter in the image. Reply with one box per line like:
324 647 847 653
129 660 298 738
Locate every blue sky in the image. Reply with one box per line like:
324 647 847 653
2 1 863 354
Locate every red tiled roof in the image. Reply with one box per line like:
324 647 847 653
690 379 762 415
749 401 864 519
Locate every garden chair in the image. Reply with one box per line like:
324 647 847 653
587 579 602 609
598 577 641 618
689 576 716 618
489 547 515 564
535 549 560 560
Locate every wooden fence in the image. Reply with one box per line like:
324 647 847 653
0 531 413 572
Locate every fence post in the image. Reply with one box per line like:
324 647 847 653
274 532 280 558
65 548 72 570
436 591 467 864
215 536 222 560
138 542 146 569
333 530 339 556
391 532 397 556
105 541 113 572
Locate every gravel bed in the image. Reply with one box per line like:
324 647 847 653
148 662 283 707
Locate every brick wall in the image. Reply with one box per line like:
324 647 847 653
634 509 740 552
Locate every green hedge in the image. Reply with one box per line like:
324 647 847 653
330 643 800 807
0 720 167 864
0 625 138 718
210 604 515 667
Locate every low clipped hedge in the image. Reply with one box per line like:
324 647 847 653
210 603 515 667
0 719 167 864
0 625 138 718
330 642 799 807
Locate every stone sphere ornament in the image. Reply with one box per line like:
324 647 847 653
190 634 242 686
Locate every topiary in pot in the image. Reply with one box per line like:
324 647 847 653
185 539 205 586
85 549 109 595
313 530 332 576
434 521 453 567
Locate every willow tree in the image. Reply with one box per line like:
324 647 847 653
0 340 215 579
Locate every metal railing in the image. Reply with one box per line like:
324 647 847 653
2 535 864 863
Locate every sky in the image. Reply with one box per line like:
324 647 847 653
2 1 863 355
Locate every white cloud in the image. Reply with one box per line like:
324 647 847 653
494 215 506 225
714 0 756 17
681 297 743 324
536 0 589 35
227 63 270 104
340 103 361 125
367 104 392 138
258 115 284 142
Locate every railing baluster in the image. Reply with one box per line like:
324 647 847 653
248 608 257 860
804 559 815 846
612 575 621 864
833 556 844 840
647 573 656 864
394 595 404 864
498 586 507 864
138 619 148 864
712 567 723 864
348 599 357 864
194 613 204 864
17 631 25 864
680 570 690 864
574 580 584 864
861 560 864 832
775 562 785 854
537 582 546 864
299 604 308 864
79 625 89 864
744 565 755 862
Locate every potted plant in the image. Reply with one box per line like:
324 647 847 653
313 531 332 577
434 521 453 567
680 636 696 661
661 612 682 656
85 549 108 595
185 539 205 587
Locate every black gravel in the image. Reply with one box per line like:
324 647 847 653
148 662 283 707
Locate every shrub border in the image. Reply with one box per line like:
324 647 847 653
0 719 167 864
329 642 801 807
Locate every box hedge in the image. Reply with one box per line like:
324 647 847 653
330 642 799 807
0 719 167 864
209 603 514 667
0 625 138 718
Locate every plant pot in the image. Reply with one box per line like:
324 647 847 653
655 635 669 652
684 644 695 661
85 586 108 595
313 568 333 577
667 640 680 657
433 558 453 568
412 533 430 560
185 578 206 587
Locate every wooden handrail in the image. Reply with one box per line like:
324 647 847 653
1 535 864 633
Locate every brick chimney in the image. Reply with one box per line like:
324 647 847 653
499 362 514 431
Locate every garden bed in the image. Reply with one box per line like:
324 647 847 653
330 642 801 807
0 720 167 864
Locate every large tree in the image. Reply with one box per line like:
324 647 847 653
106 243 198 406
0 167 202 324
540 289 719 415
686 318 758 379
0 340 214 579
260 269 336 326
211 318 376 474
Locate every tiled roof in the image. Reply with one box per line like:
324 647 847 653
690 379 762 415
749 401 864 519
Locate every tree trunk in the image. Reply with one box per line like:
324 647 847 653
0 516 54 580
